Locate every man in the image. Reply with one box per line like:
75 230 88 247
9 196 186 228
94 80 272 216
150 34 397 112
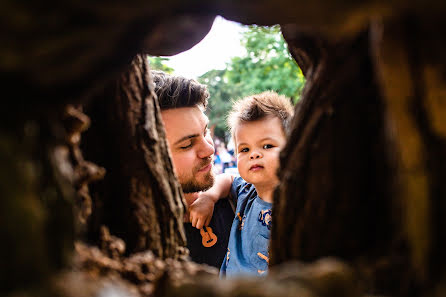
151 70 234 268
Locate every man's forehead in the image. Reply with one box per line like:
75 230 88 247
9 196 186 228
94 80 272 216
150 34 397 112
161 106 208 143
162 106 208 124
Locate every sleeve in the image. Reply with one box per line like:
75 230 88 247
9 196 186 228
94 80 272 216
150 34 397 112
229 176 245 205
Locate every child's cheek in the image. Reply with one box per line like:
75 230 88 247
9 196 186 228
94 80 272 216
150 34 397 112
237 159 245 172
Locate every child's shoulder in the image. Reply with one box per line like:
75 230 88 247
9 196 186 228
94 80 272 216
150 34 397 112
231 176 256 197
232 176 250 189
231 175 244 185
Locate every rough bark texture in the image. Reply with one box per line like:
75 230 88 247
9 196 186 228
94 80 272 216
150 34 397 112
0 109 75 292
156 258 362 297
81 55 186 258
273 26 406 296
371 16 446 296
1 1 216 127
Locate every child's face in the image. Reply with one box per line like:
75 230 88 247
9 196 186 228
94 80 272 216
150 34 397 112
235 116 286 190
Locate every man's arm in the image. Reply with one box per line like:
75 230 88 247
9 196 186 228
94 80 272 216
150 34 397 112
188 173 234 229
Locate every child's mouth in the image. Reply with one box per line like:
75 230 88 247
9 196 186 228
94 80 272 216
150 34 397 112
249 165 264 171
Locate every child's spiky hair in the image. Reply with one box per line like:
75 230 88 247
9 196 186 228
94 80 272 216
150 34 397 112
227 91 294 138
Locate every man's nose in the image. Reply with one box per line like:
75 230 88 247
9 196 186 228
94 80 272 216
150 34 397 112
198 137 214 159
250 151 262 159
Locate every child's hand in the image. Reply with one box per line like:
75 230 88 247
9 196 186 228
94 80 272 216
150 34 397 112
188 194 215 229
183 192 199 223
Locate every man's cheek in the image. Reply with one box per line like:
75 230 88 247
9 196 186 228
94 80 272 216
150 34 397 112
173 156 188 175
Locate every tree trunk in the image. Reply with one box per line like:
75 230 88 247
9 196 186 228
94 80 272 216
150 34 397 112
272 17 446 297
0 109 75 293
81 55 186 258
371 16 446 296
273 26 408 296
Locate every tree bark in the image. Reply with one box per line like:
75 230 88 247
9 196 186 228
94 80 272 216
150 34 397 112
272 16 446 297
81 55 186 258
273 25 408 296
371 16 446 296
0 110 75 293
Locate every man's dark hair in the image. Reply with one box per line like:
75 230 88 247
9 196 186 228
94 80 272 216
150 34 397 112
151 70 209 110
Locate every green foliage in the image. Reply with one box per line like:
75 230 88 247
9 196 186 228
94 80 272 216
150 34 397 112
199 25 305 139
200 69 243 139
148 56 174 73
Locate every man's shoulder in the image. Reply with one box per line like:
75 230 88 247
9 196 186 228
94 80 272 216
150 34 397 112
214 197 235 216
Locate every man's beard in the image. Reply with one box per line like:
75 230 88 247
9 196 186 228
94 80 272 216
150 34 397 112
181 171 215 193
181 160 215 193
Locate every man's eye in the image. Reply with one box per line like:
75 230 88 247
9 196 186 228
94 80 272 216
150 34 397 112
240 148 249 153
263 144 274 149
180 143 192 149
204 128 210 135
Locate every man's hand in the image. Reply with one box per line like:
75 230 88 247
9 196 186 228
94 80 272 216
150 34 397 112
188 194 215 229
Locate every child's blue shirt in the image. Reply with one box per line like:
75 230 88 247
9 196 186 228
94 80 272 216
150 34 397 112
220 176 272 277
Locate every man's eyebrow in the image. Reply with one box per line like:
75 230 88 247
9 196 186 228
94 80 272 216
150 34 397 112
173 119 209 146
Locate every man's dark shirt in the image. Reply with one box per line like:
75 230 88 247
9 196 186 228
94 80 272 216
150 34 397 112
184 198 235 268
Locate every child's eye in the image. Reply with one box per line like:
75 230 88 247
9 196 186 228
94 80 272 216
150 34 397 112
263 144 274 149
240 148 249 153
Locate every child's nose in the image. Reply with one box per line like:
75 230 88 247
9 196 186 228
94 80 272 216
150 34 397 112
250 151 261 159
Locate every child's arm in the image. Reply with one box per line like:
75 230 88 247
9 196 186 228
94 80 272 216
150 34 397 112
188 173 234 229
